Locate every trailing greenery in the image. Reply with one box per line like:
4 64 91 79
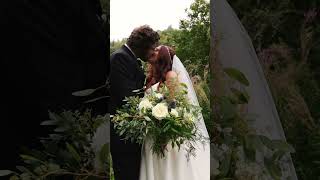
0 110 110 179
210 67 295 180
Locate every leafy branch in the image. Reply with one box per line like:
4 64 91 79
0 110 110 180
211 67 295 180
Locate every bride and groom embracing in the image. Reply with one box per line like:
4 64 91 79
109 25 210 180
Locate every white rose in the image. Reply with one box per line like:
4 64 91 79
170 108 179 117
154 93 164 99
152 103 169 120
183 112 194 122
138 99 153 112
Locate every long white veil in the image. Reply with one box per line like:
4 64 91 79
212 0 297 179
172 55 209 139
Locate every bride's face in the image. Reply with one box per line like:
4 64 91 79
148 46 161 64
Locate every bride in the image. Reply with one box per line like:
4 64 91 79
139 45 210 180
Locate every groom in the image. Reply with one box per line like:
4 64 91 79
109 25 160 180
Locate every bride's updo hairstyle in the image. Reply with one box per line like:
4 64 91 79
146 46 176 90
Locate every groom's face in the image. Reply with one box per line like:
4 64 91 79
148 46 161 64
140 44 157 62
144 46 156 61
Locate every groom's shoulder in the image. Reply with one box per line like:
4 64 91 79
110 48 124 60
110 48 131 66
110 47 132 63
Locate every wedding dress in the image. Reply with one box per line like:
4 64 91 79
139 56 210 180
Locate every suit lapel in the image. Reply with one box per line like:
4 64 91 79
122 45 144 72
122 45 136 60
121 45 145 82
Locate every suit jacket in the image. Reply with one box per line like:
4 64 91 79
109 45 146 115
109 45 145 180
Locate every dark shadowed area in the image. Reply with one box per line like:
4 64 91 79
1 0 109 170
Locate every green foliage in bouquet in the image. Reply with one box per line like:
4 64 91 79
111 81 205 158
211 67 295 180
0 110 110 180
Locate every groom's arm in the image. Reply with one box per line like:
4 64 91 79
109 54 136 114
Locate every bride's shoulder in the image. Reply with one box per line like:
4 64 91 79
165 70 178 80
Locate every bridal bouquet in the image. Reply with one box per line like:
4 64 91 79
111 80 202 157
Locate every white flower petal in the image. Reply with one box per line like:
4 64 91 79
152 103 169 120
170 109 179 117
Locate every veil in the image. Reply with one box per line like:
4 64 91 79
212 0 297 179
172 55 209 139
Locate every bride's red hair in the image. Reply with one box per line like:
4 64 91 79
146 46 176 90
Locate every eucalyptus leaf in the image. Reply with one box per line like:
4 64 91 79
66 143 81 162
0 170 14 176
244 145 256 162
72 84 106 97
171 127 180 134
132 89 142 93
230 88 250 104
144 116 152 121
219 97 237 120
223 68 250 86
180 83 188 89
16 166 36 177
72 89 97 96
163 124 171 132
259 135 274 150
48 111 64 123
272 150 287 161
20 172 31 180
54 126 68 132
265 157 282 180
246 135 264 152
20 155 44 164
84 96 109 103
119 129 126 136
40 120 58 126
271 140 295 153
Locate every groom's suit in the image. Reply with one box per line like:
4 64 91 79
109 45 146 180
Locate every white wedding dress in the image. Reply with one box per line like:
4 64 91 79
139 56 210 180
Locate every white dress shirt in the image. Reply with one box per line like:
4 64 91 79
124 43 137 59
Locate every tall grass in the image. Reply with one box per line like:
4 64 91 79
189 64 212 136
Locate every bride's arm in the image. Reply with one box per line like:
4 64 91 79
165 71 179 100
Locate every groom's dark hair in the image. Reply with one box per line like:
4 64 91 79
127 25 160 51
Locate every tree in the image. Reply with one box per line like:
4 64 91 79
175 0 210 76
